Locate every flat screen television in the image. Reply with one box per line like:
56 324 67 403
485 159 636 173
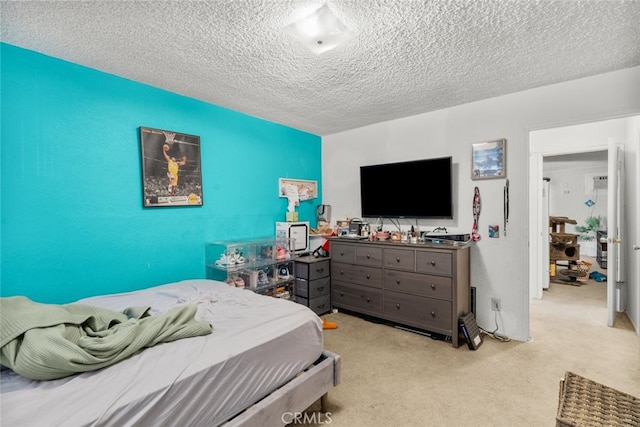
360 156 453 219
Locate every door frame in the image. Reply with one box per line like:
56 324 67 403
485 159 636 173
528 116 639 335
528 152 545 300
528 130 608 301
608 139 625 325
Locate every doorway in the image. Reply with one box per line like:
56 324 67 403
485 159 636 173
542 151 608 300
529 120 611 301
529 115 639 331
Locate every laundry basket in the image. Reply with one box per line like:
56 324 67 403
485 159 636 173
576 260 592 282
556 371 640 427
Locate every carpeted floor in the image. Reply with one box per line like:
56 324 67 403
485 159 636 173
303 258 639 426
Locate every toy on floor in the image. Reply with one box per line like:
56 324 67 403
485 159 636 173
589 271 607 282
322 318 338 330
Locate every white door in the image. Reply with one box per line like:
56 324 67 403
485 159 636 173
634 128 640 332
607 139 625 326
529 152 545 299
542 178 550 290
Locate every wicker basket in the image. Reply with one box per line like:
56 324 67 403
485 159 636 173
556 371 640 427
576 261 592 282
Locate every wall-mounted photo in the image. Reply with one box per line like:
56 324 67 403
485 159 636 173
140 127 203 207
278 178 318 201
471 138 507 180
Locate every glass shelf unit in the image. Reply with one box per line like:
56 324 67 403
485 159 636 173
205 237 296 299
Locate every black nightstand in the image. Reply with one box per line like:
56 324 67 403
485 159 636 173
294 255 331 315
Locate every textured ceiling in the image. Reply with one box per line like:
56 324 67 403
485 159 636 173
2 1 639 136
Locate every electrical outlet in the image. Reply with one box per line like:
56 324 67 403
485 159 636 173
491 297 501 312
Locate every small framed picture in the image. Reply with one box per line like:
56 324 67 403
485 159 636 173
278 178 318 201
471 139 506 180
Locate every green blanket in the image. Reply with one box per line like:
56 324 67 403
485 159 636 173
0 296 212 380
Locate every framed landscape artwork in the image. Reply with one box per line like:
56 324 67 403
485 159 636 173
471 139 507 180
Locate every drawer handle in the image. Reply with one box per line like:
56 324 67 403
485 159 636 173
317 287 325 292
340 270 344 275
366 274 370 279
366 297 371 302
340 251 344 256
366 254 371 259
396 257 401 263
430 284 436 290
396 279 401 284
340 292 344 297
431 311 436 317
396 303 400 309
430 261 436 266
316 268 324 273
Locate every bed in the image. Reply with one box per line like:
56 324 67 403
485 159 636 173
0 279 341 426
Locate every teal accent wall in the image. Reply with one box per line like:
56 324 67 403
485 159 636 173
0 43 321 303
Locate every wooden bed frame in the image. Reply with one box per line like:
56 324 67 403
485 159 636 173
229 350 341 426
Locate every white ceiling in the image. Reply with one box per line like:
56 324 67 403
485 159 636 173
2 1 639 136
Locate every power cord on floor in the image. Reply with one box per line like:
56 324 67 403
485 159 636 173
480 311 511 342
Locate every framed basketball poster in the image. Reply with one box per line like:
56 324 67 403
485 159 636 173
139 127 203 207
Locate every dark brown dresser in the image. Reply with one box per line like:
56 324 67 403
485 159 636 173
330 239 470 348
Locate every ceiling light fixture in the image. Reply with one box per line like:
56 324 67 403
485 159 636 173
285 3 353 55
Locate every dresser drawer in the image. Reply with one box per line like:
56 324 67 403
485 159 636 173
383 290 452 333
295 276 330 299
415 251 452 276
333 282 383 314
330 242 356 264
384 270 452 300
295 259 330 280
332 262 383 288
355 245 383 267
298 294 331 315
383 248 416 271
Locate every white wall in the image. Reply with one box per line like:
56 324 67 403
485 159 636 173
322 66 640 341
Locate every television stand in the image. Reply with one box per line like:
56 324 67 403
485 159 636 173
329 239 470 348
